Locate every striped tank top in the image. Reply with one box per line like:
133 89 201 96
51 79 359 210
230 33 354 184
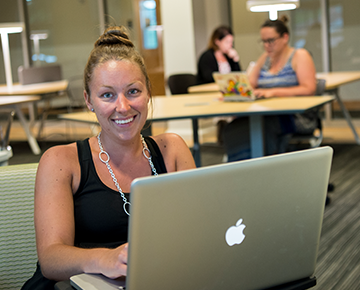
257 49 298 88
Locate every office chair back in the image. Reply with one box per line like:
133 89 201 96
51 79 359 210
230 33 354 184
66 75 86 111
167 73 197 95
0 163 39 290
18 65 62 85
290 78 327 148
315 78 326 96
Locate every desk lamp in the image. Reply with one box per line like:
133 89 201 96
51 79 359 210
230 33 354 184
246 0 300 20
0 22 24 91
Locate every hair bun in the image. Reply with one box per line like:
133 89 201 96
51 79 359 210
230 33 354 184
279 15 289 24
95 26 134 48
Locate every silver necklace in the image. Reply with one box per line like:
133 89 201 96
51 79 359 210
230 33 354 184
97 132 158 216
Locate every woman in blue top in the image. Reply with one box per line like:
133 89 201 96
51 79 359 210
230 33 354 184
249 16 317 155
249 16 316 98
223 16 317 160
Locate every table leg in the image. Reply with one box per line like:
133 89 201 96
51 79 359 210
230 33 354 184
330 88 360 145
249 115 264 158
191 118 201 167
14 105 41 155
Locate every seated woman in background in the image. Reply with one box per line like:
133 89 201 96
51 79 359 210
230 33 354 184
22 26 195 290
223 16 317 160
197 25 242 85
197 25 242 144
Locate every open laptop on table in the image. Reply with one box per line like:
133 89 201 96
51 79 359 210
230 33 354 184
213 71 256 102
70 146 332 290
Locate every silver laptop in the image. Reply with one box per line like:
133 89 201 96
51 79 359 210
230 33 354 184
213 72 256 102
70 146 333 290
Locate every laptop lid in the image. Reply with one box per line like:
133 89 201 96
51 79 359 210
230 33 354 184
213 72 255 102
126 146 332 290
70 147 332 290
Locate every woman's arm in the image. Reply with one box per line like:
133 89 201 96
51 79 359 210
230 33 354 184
34 145 128 281
253 49 317 98
248 52 268 88
153 133 196 172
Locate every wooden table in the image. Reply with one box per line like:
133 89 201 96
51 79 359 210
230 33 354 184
0 95 42 155
316 71 360 144
0 80 69 154
188 71 360 145
0 80 68 96
188 82 219 94
59 93 334 167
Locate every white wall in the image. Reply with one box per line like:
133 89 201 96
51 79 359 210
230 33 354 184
159 0 221 144
160 0 197 79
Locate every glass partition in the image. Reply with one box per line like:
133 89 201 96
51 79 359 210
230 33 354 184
26 0 100 79
106 0 138 48
290 0 360 102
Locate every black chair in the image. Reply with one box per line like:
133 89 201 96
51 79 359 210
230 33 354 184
66 75 87 112
167 73 197 95
289 78 326 148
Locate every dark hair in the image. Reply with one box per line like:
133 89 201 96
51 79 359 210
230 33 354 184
261 15 289 37
84 26 151 97
208 26 233 51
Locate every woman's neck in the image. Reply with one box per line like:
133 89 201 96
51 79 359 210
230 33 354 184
214 50 227 62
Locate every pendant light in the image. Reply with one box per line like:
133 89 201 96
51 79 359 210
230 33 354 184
246 0 300 20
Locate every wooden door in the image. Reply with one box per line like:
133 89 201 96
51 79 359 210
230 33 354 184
133 0 165 96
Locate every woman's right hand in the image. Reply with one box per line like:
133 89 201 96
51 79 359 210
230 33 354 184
97 243 128 279
227 48 239 62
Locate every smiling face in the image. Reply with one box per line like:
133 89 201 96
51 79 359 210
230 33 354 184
85 59 150 142
260 27 288 57
215 34 234 54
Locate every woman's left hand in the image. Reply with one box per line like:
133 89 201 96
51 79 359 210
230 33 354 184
253 88 274 99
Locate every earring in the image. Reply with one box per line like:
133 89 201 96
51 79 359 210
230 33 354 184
91 108 94 112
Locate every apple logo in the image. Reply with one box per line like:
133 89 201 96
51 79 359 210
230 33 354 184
225 218 246 246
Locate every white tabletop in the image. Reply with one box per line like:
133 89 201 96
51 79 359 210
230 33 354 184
0 80 68 96
0 95 41 106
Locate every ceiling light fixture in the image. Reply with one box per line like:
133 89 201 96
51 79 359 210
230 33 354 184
246 0 300 20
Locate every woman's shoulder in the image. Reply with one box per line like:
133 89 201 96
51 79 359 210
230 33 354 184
151 133 195 171
291 48 315 69
199 49 215 60
293 48 313 60
151 133 186 149
39 142 78 169
151 133 190 159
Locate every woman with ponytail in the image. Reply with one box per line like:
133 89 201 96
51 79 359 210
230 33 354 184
223 16 318 160
22 26 195 290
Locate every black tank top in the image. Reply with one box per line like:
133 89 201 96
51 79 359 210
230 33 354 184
22 137 167 289
74 136 167 248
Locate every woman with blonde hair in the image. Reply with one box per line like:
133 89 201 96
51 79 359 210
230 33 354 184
22 26 195 290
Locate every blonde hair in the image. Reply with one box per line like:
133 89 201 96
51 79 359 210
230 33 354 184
84 26 152 97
